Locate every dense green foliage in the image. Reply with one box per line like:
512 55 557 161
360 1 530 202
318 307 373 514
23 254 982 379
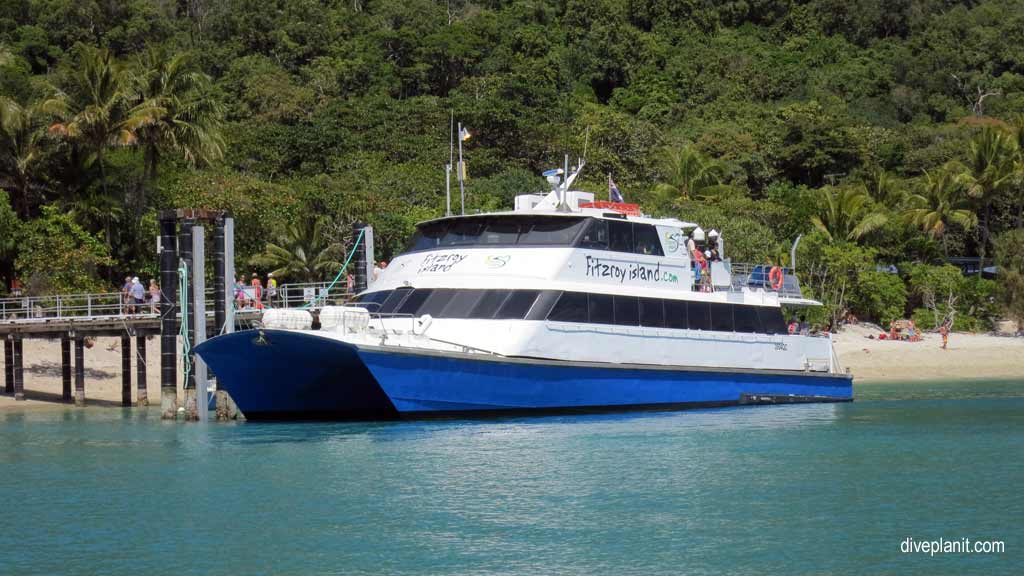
2 0 1024 330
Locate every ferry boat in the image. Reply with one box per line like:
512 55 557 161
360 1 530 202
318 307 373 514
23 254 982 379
196 165 852 420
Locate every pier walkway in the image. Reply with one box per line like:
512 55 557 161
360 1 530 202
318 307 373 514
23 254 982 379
1 281 352 405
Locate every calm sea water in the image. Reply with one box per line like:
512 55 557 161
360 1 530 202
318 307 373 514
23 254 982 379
1 380 1021 575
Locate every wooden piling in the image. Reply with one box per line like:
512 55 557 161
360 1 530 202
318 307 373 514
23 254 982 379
121 332 131 407
12 334 24 401
61 335 72 402
3 336 11 394
136 333 147 406
74 337 85 407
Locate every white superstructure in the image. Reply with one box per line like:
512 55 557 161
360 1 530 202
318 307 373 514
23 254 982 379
266 168 840 376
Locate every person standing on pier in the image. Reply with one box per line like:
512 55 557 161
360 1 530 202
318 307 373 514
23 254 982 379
130 277 145 315
149 279 160 314
122 276 133 314
250 273 263 310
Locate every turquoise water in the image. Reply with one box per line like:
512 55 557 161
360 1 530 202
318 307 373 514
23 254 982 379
1 380 1021 575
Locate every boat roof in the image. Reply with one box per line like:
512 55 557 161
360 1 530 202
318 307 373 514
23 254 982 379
416 208 698 230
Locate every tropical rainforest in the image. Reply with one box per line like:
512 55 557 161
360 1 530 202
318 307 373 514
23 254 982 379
2 0 1024 329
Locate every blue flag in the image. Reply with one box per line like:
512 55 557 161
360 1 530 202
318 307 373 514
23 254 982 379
609 175 624 203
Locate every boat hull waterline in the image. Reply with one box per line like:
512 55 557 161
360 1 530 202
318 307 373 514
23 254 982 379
195 330 853 421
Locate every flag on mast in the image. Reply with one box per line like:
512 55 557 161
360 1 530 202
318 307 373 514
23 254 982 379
609 174 624 203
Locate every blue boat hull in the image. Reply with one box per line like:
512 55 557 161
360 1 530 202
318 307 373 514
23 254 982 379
195 329 853 421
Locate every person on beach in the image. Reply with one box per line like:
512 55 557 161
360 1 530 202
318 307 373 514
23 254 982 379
939 322 949 349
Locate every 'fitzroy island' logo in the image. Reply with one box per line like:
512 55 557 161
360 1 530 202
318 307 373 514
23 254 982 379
485 256 510 269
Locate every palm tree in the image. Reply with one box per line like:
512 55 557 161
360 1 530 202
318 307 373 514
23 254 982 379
861 168 905 210
66 186 125 251
134 45 224 212
810 186 888 243
0 97 51 218
902 167 978 253
251 218 344 283
653 144 726 203
953 127 1018 270
45 46 162 197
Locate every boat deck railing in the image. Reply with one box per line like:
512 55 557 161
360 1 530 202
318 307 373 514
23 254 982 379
720 262 805 299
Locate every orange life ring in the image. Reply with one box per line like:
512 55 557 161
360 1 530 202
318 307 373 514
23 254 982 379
769 266 784 290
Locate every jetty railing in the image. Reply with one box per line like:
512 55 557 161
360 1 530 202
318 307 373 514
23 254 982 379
1 281 354 324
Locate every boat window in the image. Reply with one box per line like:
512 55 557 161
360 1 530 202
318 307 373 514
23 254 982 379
440 290 486 318
406 222 447 252
519 218 587 245
440 220 486 246
588 293 614 324
355 290 390 311
633 224 664 256
378 288 413 314
709 302 734 332
495 290 540 319
639 297 665 328
664 299 687 329
526 290 562 320
733 305 761 333
578 219 609 250
547 292 588 323
470 289 512 319
613 296 640 326
687 301 711 330
608 221 633 252
417 288 457 317
757 306 787 335
396 289 432 315
480 219 522 244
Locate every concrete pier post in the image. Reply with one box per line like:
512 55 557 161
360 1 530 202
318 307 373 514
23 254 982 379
121 332 131 406
159 212 178 419
3 337 12 394
12 335 24 401
61 336 72 402
136 333 147 406
74 337 85 407
353 222 369 293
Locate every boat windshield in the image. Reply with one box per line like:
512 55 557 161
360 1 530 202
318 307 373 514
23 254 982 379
406 216 587 252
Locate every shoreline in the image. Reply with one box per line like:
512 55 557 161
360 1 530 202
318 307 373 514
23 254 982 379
2 330 1023 411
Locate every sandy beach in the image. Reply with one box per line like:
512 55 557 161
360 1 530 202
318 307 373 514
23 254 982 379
2 328 1023 410
0 335 184 410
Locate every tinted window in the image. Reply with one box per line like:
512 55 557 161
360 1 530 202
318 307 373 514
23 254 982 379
440 220 486 246
379 288 413 314
758 307 787 334
470 290 512 319
547 292 588 322
396 289 432 315
526 290 561 321
588 293 614 324
633 224 664 256
480 219 522 244
578 219 609 250
417 289 456 316
639 297 665 328
441 290 485 318
407 222 446 252
356 290 390 311
664 299 687 329
608 221 633 252
733 305 761 333
710 303 734 332
495 290 540 319
520 218 586 245
613 296 639 326
687 301 710 330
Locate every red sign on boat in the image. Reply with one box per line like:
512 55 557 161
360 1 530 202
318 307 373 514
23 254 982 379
579 201 642 216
